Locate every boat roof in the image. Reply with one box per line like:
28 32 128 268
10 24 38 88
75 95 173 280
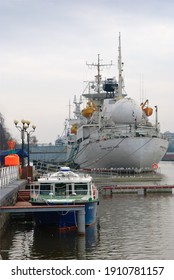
38 167 92 183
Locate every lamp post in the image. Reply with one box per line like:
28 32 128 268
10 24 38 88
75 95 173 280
26 125 36 166
14 119 36 168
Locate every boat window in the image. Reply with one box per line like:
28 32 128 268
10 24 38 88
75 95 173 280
77 138 82 144
40 183 52 195
30 184 40 196
74 183 88 195
68 184 73 195
55 183 66 196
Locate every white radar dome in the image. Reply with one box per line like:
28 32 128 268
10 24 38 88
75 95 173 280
111 98 142 124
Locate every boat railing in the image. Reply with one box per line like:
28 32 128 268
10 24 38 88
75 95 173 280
81 167 161 177
99 123 161 139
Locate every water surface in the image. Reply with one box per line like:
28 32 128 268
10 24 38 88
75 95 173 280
0 161 174 260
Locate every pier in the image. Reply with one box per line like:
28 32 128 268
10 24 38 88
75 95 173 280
1 164 174 237
0 186 27 236
102 185 174 195
0 204 86 235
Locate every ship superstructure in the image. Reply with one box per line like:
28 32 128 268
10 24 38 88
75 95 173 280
66 34 168 171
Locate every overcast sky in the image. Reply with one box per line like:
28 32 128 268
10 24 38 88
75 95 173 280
1 0 174 144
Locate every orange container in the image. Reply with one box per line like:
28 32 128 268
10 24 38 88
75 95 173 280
5 154 20 166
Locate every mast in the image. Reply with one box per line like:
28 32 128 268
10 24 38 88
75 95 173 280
118 32 125 98
86 54 112 95
97 54 101 94
73 95 82 119
68 99 71 120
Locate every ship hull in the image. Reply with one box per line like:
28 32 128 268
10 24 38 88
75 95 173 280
32 201 98 229
74 137 168 170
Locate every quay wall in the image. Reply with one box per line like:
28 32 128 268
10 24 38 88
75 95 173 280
0 179 27 236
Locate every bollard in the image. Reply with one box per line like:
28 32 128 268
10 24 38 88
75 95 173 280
77 209 85 235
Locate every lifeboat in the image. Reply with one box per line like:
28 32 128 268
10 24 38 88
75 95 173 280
71 124 77 134
5 154 20 166
141 99 153 117
81 99 97 119
143 107 153 116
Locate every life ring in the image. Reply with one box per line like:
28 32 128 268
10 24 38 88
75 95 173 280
152 163 158 170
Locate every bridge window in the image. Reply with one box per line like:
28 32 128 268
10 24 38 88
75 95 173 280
74 183 88 195
55 183 66 196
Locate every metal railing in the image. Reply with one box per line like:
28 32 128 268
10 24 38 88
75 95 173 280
0 166 19 189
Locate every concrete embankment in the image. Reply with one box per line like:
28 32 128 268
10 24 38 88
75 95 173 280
0 180 27 234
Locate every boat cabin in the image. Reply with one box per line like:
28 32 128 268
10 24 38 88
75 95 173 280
29 167 97 202
34 181 90 197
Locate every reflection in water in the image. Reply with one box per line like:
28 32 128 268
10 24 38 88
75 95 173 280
31 224 99 260
0 221 100 260
0 162 174 260
97 193 174 260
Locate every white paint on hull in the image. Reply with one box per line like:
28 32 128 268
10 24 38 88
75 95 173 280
74 137 168 169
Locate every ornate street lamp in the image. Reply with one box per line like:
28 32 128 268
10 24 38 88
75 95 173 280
14 119 36 168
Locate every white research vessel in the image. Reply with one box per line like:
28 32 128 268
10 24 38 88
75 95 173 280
67 34 169 172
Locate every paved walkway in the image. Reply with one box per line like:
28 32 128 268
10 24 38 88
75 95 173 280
0 180 27 205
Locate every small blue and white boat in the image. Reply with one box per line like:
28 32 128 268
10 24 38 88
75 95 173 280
30 167 99 230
